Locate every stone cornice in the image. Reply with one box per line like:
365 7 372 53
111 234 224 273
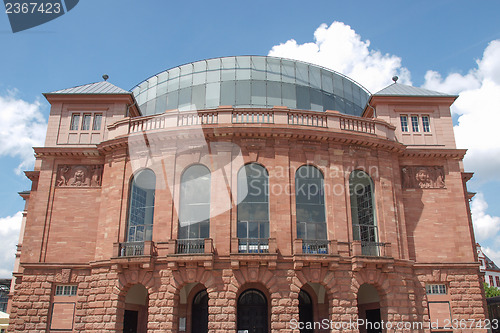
399 148 467 159
34 147 102 158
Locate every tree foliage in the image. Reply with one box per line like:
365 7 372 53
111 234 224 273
484 282 500 298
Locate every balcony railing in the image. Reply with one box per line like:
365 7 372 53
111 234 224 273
119 242 145 257
107 107 396 142
176 239 205 254
238 238 269 253
302 239 329 254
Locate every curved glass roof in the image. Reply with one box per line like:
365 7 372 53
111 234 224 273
132 56 370 116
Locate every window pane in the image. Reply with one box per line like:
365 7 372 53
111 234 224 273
411 116 419 132
266 81 281 107
422 115 431 132
192 85 206 110
237 164 269 238
179 165 211 239
295 166 326 240
81 114 91 130
92 114 102 130
251 80 266 106
127 169 156 242
236 80 251 106
400 115 409 132
70 114 80 130
205 82 220 108
220 81 235 106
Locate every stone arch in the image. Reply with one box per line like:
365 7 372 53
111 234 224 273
236 284 270 333
292 267 343 328
168 266 224 332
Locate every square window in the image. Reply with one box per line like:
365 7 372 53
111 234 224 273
400 115 409 132
426 284 447 295
422 115 431 132
92 114 102 130
81 114 91 130
70 114 80 131
411 116 419 132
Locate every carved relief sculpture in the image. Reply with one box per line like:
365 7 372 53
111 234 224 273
401 166 445 189
56 165 103 187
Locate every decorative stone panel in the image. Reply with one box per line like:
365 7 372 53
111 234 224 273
56 165 103 187
401 166 446 189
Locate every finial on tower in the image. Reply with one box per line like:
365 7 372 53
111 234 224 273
102 74 109 81
392 75 399 83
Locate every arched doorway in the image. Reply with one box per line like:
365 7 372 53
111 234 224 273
123 284 148 333
298 289 313 333
191 290 208 333
237 289 268 333
357 284 382 333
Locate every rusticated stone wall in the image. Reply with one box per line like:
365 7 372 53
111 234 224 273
8 263 488 332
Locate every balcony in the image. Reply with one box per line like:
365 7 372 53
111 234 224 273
119 241 145 257
106 107 396 142
176 239 205 254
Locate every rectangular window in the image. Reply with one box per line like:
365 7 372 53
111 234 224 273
422 115 431 132
70 114 80 131
400 115 409 132
55 285 77 296
81 114 91 130
496 276 500 287
426 284 447 295
490 275 495 286
411 115 419 132
92 114 102 130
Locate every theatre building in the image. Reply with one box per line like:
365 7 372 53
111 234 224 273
9 56 487 332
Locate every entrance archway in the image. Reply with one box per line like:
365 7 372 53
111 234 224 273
237 289 268 333
357 284 381 333
298 289 313 333
123 284 148 333
191 289 208 333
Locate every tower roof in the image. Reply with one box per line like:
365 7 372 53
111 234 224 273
374 83 457 98
46 81 130 95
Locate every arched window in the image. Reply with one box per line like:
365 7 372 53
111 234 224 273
349 170 378 256
179 165 211 240
127 169 156 243
237 289 268 332
295 166 326 252
237 163 269 253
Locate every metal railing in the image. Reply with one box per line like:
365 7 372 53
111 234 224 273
119 242 145 257
361 241 385 256
238 238 269 253
302 239 329 254
176 239 205 254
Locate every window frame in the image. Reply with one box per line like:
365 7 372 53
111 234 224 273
400 115 409 132
426 284 447 295
411 115 420 132
422 115 431 133
70 114 81 131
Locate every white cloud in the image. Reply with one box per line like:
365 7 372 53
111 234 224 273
268 21 411 92
471 193 500 242
423 40 500 183
0 211 22 278
0 91 47 174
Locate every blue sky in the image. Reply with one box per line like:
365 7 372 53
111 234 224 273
1 0 500 276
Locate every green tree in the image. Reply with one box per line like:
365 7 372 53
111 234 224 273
484 282 500 298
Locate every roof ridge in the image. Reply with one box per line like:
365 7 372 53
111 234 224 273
47 81 130 95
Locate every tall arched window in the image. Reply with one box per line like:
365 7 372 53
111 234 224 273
127 169 156 243
349 170 378 256
178 165 211 253
237 289 268 332
237 163 269 253
295 165 327 253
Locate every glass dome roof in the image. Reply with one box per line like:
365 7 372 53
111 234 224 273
131 56 370 116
